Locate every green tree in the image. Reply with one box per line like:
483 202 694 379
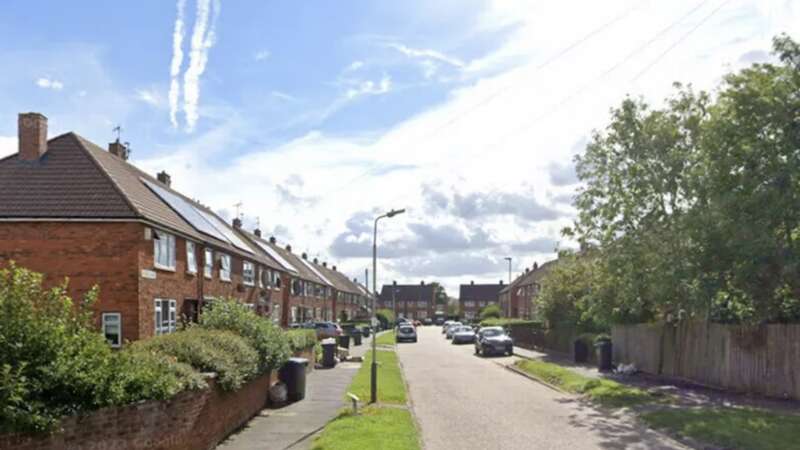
479 303 502 321
570 35 800 324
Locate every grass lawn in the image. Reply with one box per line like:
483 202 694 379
514 359 654 408
642 407 800 450
348 349 406 404
375 330 396 346
311 406 420 450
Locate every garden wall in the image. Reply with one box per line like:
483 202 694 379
612 322 800 400
1 347 315 450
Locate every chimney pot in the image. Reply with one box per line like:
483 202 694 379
254 228 262 237
18 113 48 161
420 281 425 286
232 217 242 229
322 262 327 267
525 268 530 273
313 257 318 264
269 236 276 244
156 170 171 187
285 244 292 252
108 140 129 160
332 265 337 271
470 280 474 285
301 252 308 260
500 280 504 285
533 262 539 270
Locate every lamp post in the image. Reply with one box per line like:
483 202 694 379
504 257 512 317
371 208 405 404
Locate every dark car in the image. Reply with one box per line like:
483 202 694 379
396 324 418 343
475 326 513 356
423 318 433 326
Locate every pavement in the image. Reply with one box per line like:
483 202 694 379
215 333 377 450
397 326 688 450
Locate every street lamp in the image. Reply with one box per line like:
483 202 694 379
371 208 405 404
504 257 512 317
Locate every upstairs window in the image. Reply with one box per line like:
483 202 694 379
154 231 176 270
204 248 213 278
273 272 282 289
186 241 197 274
154 299 176 335
243 261 255 286
220 254 232 282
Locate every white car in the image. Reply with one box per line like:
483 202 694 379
445 322 463 339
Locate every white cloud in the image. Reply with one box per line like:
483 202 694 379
254 50 271 61
168 0 187 128
183 0 221 132
345 74 392 99
135 88 163 107
0 136 16 159
271 91 298 102
388 43 464 68
35 77 64 90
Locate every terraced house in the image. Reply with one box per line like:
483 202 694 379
378 281 434 320
312 258 370 321
0 112 354 343
498 259 559 319
458 280 505 320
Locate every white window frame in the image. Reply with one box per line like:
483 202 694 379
154 299 177 335
186 241 197 274
204 248 213 279
220 254 232 282
243 261 255 286
153 230 176 271
101 312 122 348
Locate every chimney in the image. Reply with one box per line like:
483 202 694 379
533 262 539 270
500 280 504 285
232 217 242 229
301 252 308 260
108 140 129 160
313 257 318 264
285 244 292 252
525 268 530 273
18 113 48 161
322 262 327 268
269 236 276 244
470 280 474 285
156 170 171 187
254 228 262 237
420 281 425 286
332 265 337 271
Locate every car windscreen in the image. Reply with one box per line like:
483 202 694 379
456 327 472 332
399 327 415 333
481 329 504 337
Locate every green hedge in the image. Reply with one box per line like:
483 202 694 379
286 329 317 353
133 327 259 391
0 263 205 434
479 318 545 328
200 298 291 371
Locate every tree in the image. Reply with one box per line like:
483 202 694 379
570 35 800 324
430 282 448 305
479 304 502 321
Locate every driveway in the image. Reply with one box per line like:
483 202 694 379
397 326 687 450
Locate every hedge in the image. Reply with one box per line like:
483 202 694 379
479 318 545 328
286 329 317 353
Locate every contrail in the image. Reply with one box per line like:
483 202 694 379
183 0 221 132
168 0 187 129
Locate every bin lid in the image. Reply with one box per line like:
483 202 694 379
289 357 309 366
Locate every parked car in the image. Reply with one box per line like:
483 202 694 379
451 326 476 344
445 322 463 339
434 317 445 326
314 322 342 339
413 320 422 327
475 326 513 356
442 320 455 334
396 324 418 343
423 318 433 326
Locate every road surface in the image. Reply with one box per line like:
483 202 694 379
396 326 687 450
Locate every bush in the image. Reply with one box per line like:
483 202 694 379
479 318 545 329
133 327 258 391
479 304 502 320
200 298 291 372
286 329 317 353
0 263 203 434
376 309 395 329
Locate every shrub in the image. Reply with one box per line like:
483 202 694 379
200 298 291 371
479 304 502 320
479 318 545 329
376 309 395 329
0 263 203 434
132 327 258 391
286 329 317 353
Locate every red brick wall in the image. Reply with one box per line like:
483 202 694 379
0 221 142 340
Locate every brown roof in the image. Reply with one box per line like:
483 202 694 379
313 262 361 295
379 283 435 302
514 258 560 288
266 243 329 286
0 133 271 265
459 283 504 302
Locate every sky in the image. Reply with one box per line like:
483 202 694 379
0 0 797 295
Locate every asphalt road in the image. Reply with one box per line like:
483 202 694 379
397 326 687 450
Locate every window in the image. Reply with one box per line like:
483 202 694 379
273 271 282 289
417 301 427 307
154 299 176 335
465 301 476 307
243 261 255 286
154 230 176 270
292 279 301 296
186 241 197 274
102 313 122 348
220 254 231 281
204 248 213 278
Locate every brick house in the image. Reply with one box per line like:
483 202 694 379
0 112 323 343
309 259 363 322
498 259 560 319
378 281 435 320
458 280 505 320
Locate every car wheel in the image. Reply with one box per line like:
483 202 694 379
413 338 418 343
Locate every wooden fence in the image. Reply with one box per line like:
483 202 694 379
612 322 800 400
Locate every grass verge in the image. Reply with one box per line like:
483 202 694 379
348 349 406 404
513 359 653 408
375 330 396 346
311 406 419 450
641 407 800 450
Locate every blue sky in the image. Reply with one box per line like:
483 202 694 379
0 0 797 294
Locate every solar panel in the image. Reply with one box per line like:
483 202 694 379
299 259 333 285
142 178 229 243
254 241 298 273
195 208 254 255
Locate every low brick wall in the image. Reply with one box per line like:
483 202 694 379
1 346 316 450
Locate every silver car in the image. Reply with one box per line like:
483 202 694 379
445 322 463 339
451 326 476 344
396 324 418 343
